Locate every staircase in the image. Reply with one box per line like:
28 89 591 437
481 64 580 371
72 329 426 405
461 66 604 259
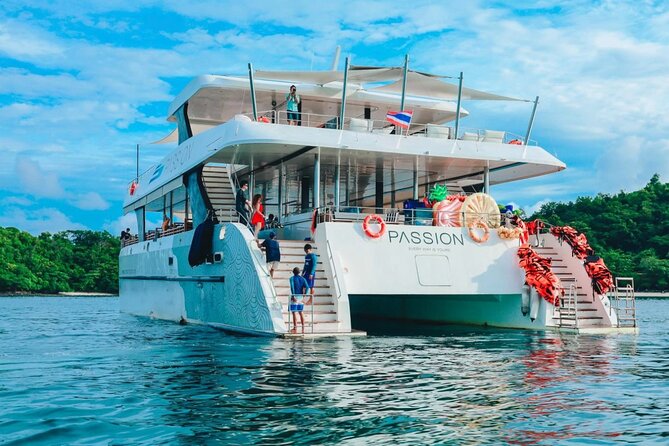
270 240 342 334
534 237 611 329
201 164 238 222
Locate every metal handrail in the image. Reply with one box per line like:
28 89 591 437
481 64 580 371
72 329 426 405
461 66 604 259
326 240 342 300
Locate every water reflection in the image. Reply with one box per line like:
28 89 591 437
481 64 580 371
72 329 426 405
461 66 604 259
2 297 668 446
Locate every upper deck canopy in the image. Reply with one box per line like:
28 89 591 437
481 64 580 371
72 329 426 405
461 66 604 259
166 66 527 135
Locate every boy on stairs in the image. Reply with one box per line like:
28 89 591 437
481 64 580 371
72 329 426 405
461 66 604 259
289 267 308 333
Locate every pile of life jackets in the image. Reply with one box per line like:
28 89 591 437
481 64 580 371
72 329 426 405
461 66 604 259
584 256 614 294
550 226 614 294
517 245 562 306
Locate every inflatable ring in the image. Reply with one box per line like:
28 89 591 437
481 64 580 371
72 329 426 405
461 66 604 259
363 214 386 238
508 139 523 145
468 219 490 243
129 181 137 196
433 199 462 227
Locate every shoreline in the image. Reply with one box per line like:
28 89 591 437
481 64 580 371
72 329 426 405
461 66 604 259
0 291 118 297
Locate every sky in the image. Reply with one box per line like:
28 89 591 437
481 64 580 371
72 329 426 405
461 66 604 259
1 0 668 235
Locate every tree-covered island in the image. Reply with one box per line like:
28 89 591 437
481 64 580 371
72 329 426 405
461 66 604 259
0 176 667 295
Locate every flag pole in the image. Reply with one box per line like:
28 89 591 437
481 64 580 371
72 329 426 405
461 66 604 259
339 56 350 130
400 54 409 112
454 71 463 139
248 62 258 121
524 96 539 145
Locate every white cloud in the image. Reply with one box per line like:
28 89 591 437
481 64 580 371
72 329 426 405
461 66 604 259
68 191 110 210
103 212 137 235
594 136 669 193
0 207 87 234
0 196 33 206
15 157 65 198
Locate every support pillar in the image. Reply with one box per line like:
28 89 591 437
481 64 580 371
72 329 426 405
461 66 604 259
483 166 490 194
313 151 320 209
334 152 341 211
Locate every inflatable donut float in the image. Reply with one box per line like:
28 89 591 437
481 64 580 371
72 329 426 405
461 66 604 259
462 193 501 229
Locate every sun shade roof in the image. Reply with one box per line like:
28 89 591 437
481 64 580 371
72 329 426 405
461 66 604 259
254 65 526 102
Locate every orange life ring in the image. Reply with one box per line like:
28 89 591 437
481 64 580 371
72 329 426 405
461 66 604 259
129 181 137 196
362 214 386 238
468 219 490 243
508 139 523 145
258 116 270 123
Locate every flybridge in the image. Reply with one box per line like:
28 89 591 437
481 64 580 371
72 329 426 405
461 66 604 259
165 54 540 147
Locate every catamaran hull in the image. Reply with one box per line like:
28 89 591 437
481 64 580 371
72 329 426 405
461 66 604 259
119 223 286 336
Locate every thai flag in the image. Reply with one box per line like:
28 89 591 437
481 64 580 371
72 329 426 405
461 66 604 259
386 110 413 129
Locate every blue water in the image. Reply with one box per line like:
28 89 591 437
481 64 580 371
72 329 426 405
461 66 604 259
1 297 668 445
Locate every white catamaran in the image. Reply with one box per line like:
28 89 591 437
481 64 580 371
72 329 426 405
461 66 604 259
120 55 638 336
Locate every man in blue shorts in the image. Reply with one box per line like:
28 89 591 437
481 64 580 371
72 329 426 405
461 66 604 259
289 267 308 333
302 243 318 305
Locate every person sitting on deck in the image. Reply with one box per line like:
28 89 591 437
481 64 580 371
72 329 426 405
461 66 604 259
162 215 171 231
289 267 308 333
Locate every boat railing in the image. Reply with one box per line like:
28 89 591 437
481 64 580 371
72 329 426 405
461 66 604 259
315 205 508 229
240 111 538 145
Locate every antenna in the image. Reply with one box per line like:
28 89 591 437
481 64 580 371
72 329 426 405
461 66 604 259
331 45 341 71
136 143 139 180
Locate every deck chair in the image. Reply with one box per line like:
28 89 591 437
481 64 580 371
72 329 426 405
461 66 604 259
482 130 505 143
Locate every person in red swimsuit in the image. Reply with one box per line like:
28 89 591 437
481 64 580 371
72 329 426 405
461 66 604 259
251 194 265 239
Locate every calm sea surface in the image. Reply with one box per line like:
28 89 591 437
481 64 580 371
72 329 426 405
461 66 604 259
1 297 668 445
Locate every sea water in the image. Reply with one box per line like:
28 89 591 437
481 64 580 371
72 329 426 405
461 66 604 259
0 296 667 445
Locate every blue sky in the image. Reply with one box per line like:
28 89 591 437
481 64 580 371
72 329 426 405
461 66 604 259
1 0 668 234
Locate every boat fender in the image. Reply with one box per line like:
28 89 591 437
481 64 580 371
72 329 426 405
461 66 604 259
521 284 530 316
310 208 319 236
529 287 541 321
468 219 490 243
362 214 386 238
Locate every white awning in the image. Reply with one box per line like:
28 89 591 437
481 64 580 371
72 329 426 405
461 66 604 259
370 71 526 102
254 67 524 101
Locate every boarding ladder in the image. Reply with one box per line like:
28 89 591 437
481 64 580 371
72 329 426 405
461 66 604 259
611 277 637 328
557 278 578 328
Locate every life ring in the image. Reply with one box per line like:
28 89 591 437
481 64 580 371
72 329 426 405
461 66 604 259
468 219 490 243
129 181 137 196
258 116 270 123
362 214 386 238
508 139 523 145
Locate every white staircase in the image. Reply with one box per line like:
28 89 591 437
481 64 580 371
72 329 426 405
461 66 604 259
201 164 238 222
535 236 611 329
270 240 343 334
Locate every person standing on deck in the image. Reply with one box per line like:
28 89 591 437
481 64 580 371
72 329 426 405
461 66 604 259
251 194 265 239
286 85 300 126
302 243 318 305
257 232 280 278
289 267 308 333
235 180 252 227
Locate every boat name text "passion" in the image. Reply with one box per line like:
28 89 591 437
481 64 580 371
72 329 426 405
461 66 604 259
387 230 465 246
